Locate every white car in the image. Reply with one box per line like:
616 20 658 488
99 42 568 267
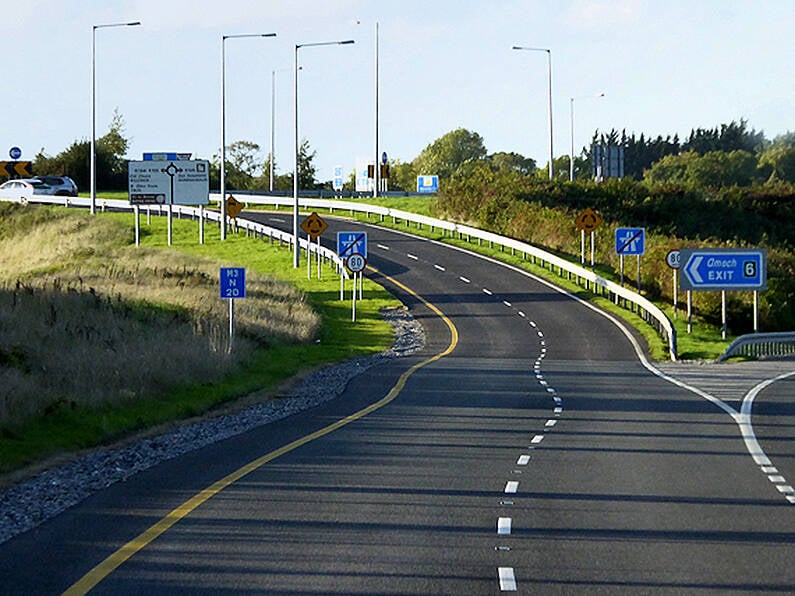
0 179 44 203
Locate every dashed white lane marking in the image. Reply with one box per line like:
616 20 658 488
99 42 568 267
769 475 786 484
518 311 526 318
497 517 512 535
762 466 778 474
498 567 517 591
434 264 446 271
531 435 544 444
554 407 563 415
545 419 557 428
407 253 418 260
517 455 531 465
503 300 512 307
529 321 537 327
776 485 795 494
376 243 389 251
459 276 471 283
483 288 493 295
268 217 287 223
504 481 519 493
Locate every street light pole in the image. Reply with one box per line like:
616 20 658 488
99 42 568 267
270 69 276 193
570 92 605 181
512 45 553 180
91 21 140 215
373 21 380 198
221 33 276 240
293 39 355 268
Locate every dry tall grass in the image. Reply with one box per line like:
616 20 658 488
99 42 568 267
0 204 319 425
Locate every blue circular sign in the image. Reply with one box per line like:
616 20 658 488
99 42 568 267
9 147 21 160
381 151 387 165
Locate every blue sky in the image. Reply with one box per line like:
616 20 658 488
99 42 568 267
5 0 794 183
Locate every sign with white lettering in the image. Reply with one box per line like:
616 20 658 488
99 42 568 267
220 267 246 299
680 248 766 291
128 160 209 205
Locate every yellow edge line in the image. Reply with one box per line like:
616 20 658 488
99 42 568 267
63 267 457 595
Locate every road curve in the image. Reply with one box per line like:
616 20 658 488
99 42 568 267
0 214 793 594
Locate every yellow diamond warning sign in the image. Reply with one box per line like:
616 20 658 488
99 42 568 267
300 212 328 239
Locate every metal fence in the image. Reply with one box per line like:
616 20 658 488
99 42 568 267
718 332 795 362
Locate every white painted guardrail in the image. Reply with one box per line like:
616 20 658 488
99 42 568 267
718 332 795 362
15 194 350 277
208 193 679 361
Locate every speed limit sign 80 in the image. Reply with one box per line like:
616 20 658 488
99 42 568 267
346 253 367 273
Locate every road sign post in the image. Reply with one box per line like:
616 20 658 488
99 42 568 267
615 228 645 290
680 248 767 336
301 212 328 280
220 267 246 353
666 249 681 318
575 208 602 267
338 232 368 321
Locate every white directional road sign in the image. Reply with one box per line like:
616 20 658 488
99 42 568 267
615 227 646 255
337 231 367 260
128 159 209 205
680 248 766 291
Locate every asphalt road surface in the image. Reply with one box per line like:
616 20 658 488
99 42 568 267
1 213 793 594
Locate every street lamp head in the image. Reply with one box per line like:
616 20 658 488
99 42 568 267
339 39 355 45
127 21 142 26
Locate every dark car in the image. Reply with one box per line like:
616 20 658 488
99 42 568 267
34 175 78 197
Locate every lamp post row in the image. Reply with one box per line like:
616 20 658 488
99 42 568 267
94 28 603 245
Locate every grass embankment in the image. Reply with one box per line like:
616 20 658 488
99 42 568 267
0 204 398 476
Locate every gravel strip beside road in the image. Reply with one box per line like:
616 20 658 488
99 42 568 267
0 307 424 545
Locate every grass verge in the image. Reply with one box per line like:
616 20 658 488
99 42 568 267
0 206 398 477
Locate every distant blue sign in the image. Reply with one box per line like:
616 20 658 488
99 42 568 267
680 248 767 291
332 165 344 191
220 267 246 299
615 227 646 256
9 147 21 160
143 152 192 161
337 231 367 259
417 175 439 194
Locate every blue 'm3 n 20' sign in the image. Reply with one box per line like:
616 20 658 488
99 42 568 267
220 267 246 298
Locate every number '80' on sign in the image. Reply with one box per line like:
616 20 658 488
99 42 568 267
346 253 366 273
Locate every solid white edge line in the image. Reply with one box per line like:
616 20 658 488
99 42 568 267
354 219 795 500
498 567 517 591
